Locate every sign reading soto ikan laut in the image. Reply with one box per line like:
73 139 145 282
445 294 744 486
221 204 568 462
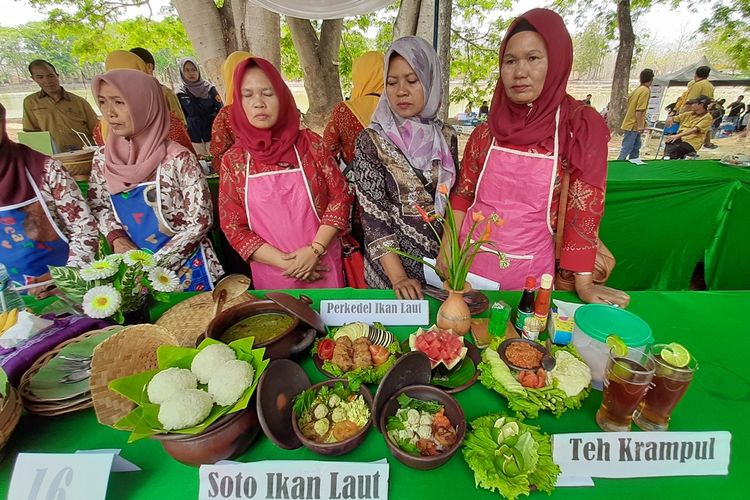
552 431 731 478
319 300 428 326
199 460 389 500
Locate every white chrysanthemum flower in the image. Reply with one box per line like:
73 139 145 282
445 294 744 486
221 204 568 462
79 259 119 281
82 285 122 319
148 267 180 293
104 253 123 264
123 249 156 269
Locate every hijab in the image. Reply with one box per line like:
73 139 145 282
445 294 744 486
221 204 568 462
344 51 384 126
489 8 609 190
229 57 307 166
0 102 47 205
92 69 171 194
370 36 456 214
222 51 252 105
179 57 213 100
101 51 150 140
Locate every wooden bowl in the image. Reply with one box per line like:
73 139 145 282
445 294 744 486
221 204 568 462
379 385 466 470
152 402 260 466
291 379 373 456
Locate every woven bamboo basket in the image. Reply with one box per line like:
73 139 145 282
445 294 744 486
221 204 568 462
52 149 94 181
155 292 255 347
90 324 178 426
18 325 123 416
0 386 23 450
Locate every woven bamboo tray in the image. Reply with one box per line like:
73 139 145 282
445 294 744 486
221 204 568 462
155 292 255 347
90 324 178 427
52 149 94 181
0 387 23 450
18 325 123 416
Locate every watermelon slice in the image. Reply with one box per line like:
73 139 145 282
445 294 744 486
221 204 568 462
408 326 468 370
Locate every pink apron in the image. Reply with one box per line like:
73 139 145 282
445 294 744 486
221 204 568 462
244 147 344 290
458 108 560 290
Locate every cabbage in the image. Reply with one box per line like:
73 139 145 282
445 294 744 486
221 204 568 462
550 351 592 397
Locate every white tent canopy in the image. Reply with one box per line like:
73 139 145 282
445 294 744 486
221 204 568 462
249 0 394 20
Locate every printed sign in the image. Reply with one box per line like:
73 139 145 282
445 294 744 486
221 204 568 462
553 431 731 478
8 453 115 500
199 460 389 500
320 300 428 326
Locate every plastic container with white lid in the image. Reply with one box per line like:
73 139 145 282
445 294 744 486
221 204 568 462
572 304 654 390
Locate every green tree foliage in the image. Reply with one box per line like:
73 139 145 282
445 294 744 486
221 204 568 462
571 21 609 79
700 0 750 71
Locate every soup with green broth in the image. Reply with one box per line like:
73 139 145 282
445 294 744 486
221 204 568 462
220 313 295 344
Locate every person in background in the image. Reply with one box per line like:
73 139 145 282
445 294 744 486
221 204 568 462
324 51 384 168
210 51 252 171
219 57 352 290
351 36 458 299
177 58 223 156
444 8 629 307
465 102 475 115
93 51 195 154
663 96 713 159
130 47 187 125
726 95 744 131
88 69 222 291
583 93 592 105
0 102 97 297
479 100 490 117
709 98 726 139
682 66 715 107
617 68 653 161
22 59 98 152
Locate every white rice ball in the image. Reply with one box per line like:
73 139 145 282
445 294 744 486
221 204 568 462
158 388 214 431
207 360 254 406
147 367 197 404
191 343 237 384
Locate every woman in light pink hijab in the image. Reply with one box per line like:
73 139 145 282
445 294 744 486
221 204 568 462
87 69 223 291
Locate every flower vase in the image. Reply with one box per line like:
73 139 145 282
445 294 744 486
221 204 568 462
122 297 151 325
436 282 472 335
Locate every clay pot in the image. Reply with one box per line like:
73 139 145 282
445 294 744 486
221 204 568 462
436 282 472 335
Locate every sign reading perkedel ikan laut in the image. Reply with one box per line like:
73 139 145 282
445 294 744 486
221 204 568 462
319 300 428 326
552 431 731 478
198 460 389 500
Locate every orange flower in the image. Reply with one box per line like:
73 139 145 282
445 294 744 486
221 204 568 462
437 184 449 196
481 223 492 241
414 204 430 223
471 211 486 223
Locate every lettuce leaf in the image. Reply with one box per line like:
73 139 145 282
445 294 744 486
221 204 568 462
461 413 560 500
320 340 401 390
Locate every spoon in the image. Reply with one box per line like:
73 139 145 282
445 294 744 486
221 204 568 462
541 337 556 371
60 369 91 384
211 274 252 318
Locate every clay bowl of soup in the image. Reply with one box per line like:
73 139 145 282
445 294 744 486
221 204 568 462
205 294 323 360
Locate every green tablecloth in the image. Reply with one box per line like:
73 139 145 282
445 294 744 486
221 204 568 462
2 289 747 499
603 160 750 290
77 160 750 291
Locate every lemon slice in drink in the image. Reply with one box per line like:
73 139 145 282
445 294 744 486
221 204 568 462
606 334 627 357
660 342 690 368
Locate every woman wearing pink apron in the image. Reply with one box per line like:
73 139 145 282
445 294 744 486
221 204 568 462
219 58 352 289
87 69 223 287
0 102 97 297
446 9 629 307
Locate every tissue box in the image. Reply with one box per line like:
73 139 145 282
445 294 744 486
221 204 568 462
547 305 574 345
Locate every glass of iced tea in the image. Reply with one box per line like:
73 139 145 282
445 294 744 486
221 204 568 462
596 346 655 432
634 344 698 431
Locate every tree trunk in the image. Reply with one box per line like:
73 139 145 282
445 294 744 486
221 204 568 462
437 0 452 121
229 0 248 51
394 0 421 39
416 0 435 44
608 0 635 133
172 0 229 90
287 17 344 129
245 5 281 69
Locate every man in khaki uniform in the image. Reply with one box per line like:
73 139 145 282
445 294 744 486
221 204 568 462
664 96 713 159
618 68 654 161
129 47 187 125
22 59 98 152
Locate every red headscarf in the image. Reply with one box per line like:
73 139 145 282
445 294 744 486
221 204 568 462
229 57 307 165
489 8 609 190
0 102 47 205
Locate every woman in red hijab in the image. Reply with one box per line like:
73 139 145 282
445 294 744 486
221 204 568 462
218 58 353 289
446 9 629 307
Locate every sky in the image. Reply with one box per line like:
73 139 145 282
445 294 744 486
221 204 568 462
3 0 714 45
